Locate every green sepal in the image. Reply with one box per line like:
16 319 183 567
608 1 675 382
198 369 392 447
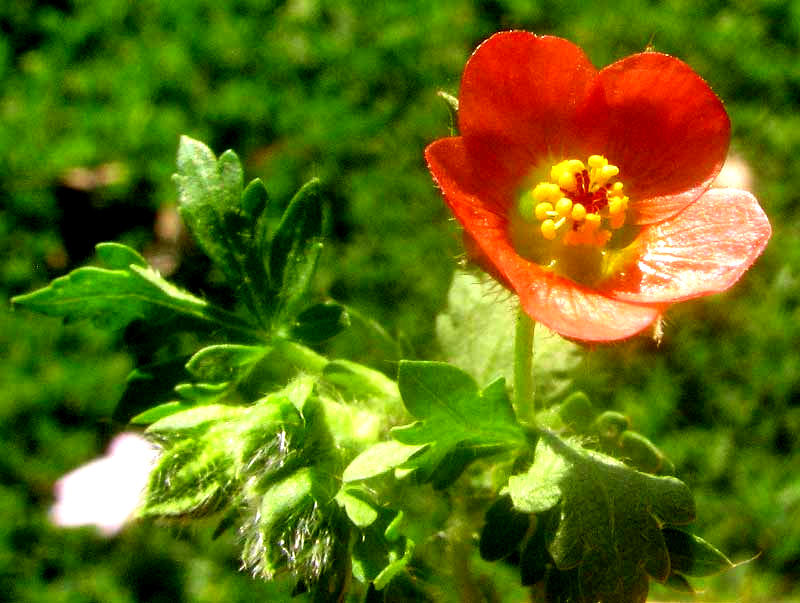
662 528 733 577
146 403 245 440
269 178 326 320
290 302 350 344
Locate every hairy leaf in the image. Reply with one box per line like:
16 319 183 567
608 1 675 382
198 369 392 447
12 244 253 335
174 137 273 325
269 178 326 320
436 270 582 403
507 433 697 602
391 361 525 481
662 528 733 577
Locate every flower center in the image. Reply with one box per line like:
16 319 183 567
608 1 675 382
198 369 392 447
510 155 635 286
519 155 629 247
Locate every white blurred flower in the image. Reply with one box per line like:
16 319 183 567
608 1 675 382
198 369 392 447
49 432 159 536
713 153 754 190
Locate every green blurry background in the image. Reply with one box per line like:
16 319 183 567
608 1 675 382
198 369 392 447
2 1 798 601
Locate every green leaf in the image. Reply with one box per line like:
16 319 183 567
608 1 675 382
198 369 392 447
323 360 400 402
505 440 571 514
269 178 325 319
479 495 531 561
351 510 414 590
390 363 525 483
11 252 253 335
174 381 230 403
335 488 379 528
507 432 697 602
185 344 269 383
290 302 349 344
130 401 194 425
95 242 148 269
146 403 245 438
392 363 525 471
342 440 424 483
557 392 595 433
174 136 272 325
662 528 733 577
435 271 581 403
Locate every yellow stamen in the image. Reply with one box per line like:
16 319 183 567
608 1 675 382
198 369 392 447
522 154 630 249
533 182 561 203
541 219 557 240
571 203 586 221
535 201 553 221
555 197 573 217
587 155 607 168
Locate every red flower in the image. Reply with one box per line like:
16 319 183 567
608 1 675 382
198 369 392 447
425 32 771 342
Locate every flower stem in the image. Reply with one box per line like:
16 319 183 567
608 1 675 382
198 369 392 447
514 305 536 413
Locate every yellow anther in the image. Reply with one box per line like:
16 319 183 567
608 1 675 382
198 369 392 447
535 202 553 221
541 219 558 240
599 164 620 181
533 182 561 202
529 154 630 248
558 170 577 191
567 159 585 173
555 197 573 216
587 155 607 168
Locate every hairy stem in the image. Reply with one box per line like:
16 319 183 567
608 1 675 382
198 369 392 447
513 305 536 414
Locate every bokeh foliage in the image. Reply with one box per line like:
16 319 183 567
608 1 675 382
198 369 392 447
2 0 798 600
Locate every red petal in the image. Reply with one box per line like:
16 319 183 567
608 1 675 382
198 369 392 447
601 189 771 303
576 53 730 224
459 32 597 173
426 137 661 342
502 251 663 342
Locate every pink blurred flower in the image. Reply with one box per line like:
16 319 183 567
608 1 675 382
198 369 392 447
50 433 158 536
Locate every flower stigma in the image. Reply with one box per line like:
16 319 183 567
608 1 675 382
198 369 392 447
512 155 635 286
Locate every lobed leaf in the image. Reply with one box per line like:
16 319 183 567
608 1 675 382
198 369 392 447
506 432 697 602
174 136 273 325
12 249 252 335
269 178 326 320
